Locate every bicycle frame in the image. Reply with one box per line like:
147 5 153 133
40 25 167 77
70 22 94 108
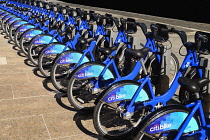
76 34 161 92
120 46 203 118
172 100 209 140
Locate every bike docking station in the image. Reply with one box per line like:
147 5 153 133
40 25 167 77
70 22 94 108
199 55 210 119
152 44 172 96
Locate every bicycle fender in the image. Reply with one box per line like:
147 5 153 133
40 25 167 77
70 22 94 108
12 20 27 28
8 17 21 24
43 43 70 55
74 63 114 80
17 24 35 33
145 112 199 134
23 28 43 38
103 83 149 103
0 12 9 19
56 51 89 65
3 14 15 21
32 35 57 45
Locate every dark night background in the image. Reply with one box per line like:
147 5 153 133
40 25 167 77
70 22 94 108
60 0 210 24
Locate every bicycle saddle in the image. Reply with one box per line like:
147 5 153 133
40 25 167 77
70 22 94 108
97 46 117 55
39 17 49 22
178 77 210 93
30 14 40 19
78 37 95 44
125 47 150 59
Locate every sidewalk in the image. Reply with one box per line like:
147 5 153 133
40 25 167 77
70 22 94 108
0 32 106 139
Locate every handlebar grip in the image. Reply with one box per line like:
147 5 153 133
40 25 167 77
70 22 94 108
150 24 158 37
120 18 126 30
197 34 208 43
112 17 120 28
136 22 147 35
170 28 187 45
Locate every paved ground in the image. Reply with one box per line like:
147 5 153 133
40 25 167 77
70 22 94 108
0 1 210 140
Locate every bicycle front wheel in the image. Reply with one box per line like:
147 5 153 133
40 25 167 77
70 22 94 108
67 62 114 111
38 48 58 78
133 105 201 140
93 80 150 140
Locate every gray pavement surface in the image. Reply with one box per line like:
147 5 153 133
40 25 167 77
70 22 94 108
0 1 210 140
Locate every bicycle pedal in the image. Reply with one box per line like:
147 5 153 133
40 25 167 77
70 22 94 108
76 98 85 104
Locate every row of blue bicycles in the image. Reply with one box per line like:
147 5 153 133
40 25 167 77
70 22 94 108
1 0 210 139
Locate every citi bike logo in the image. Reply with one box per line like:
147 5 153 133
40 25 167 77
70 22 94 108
14 24 20 27
59 58 73 63
149 123 172 132
20 28 27 32
34 39 45 44
77 72 93 78
26 33 35 37
45 50 56 54
107 94 125 101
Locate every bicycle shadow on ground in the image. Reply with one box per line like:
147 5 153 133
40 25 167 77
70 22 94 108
32 67 46 78
0 31 6 35
4 35 10 40
7 38 15 45
41 78 76 111
54 92 77 112
73 108 134 140
24 58 36 67
16 50 27 57
73 111 133 140
73 111 108 140
42 78 56 91
12 45 20 51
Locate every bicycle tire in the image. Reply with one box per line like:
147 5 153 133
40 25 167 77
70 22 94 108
27 35 55 66
38 43 67 78
19 28 43 56
50 50 91 92
66 61 115 110
133 105 201 140
27 43 47 66
5 17 21 36
8 19 24 41
1 14 15 31
14 23 33 48
93 80 150 139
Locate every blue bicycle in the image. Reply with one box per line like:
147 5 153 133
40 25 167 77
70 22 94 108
37 12 105 78
13 2 54 48
50 17 145 93
92 29 207 139
133 77 210 140
66 23 180 111
13 3 62 54
26 8 91 66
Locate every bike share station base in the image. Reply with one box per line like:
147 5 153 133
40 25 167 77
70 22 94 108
199 56 210 119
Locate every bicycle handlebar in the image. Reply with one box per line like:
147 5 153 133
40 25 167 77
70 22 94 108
170 28 187 45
